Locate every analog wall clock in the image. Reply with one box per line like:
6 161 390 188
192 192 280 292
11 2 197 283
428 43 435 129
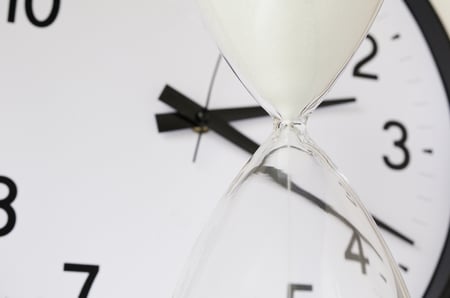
0 0 449 297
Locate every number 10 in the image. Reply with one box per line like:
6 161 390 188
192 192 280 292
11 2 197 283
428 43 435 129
8 0 60 27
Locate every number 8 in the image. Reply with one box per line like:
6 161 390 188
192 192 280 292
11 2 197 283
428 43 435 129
0 176 17 237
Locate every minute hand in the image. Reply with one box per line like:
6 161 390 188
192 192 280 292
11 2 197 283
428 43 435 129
159 86 259 154
156 97 356 132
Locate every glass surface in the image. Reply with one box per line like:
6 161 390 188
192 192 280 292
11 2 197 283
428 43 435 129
174 0 411 297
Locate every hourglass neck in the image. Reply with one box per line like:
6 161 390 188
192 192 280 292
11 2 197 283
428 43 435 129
273 117 309 134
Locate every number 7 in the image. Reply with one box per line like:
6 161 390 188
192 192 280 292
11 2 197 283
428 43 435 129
64 263 99 298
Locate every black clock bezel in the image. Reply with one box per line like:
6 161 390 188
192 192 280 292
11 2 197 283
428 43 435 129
405 0 450 297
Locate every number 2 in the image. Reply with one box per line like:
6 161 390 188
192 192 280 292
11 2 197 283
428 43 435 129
353 34 379 80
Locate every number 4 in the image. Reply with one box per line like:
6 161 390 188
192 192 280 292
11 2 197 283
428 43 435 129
345 231 370 274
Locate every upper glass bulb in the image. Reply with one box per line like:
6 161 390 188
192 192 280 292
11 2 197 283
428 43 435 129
197 0 383 120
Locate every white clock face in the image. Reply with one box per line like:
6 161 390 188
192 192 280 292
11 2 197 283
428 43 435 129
0 0 449 297
311 1 450 296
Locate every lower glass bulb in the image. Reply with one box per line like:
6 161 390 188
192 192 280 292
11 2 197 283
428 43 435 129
173 120 410 298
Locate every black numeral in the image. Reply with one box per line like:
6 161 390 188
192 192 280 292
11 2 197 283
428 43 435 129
288 283 313 298
7 0 18 22
64 263 99 298
353 34 379 80
7 0 60 27
0 176 17 237
383 120 410 170
345 231 369 274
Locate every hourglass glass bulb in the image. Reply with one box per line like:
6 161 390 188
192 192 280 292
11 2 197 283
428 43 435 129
173 0 411 297
198 0 383 120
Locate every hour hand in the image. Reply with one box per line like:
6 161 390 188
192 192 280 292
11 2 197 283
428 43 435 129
158 85 204 120
158 85 259 154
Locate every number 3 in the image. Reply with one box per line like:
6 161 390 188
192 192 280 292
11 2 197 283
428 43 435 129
383 120 411 170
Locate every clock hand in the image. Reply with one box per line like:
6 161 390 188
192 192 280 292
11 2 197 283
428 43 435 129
260 166 380 257
159 85 259 154
212 97 355 117
159 86 203 120
211 106 267 121
155 112 196 133
156 98 356 132
319 97 356 108
208 114 259 153
212 96 355 120
155 107 265 132
260 166 414 247
372 216 414 245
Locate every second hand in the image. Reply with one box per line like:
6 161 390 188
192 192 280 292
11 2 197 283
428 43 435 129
193 55 222 162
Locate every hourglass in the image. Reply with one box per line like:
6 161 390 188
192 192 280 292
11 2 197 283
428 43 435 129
174 0 410 297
